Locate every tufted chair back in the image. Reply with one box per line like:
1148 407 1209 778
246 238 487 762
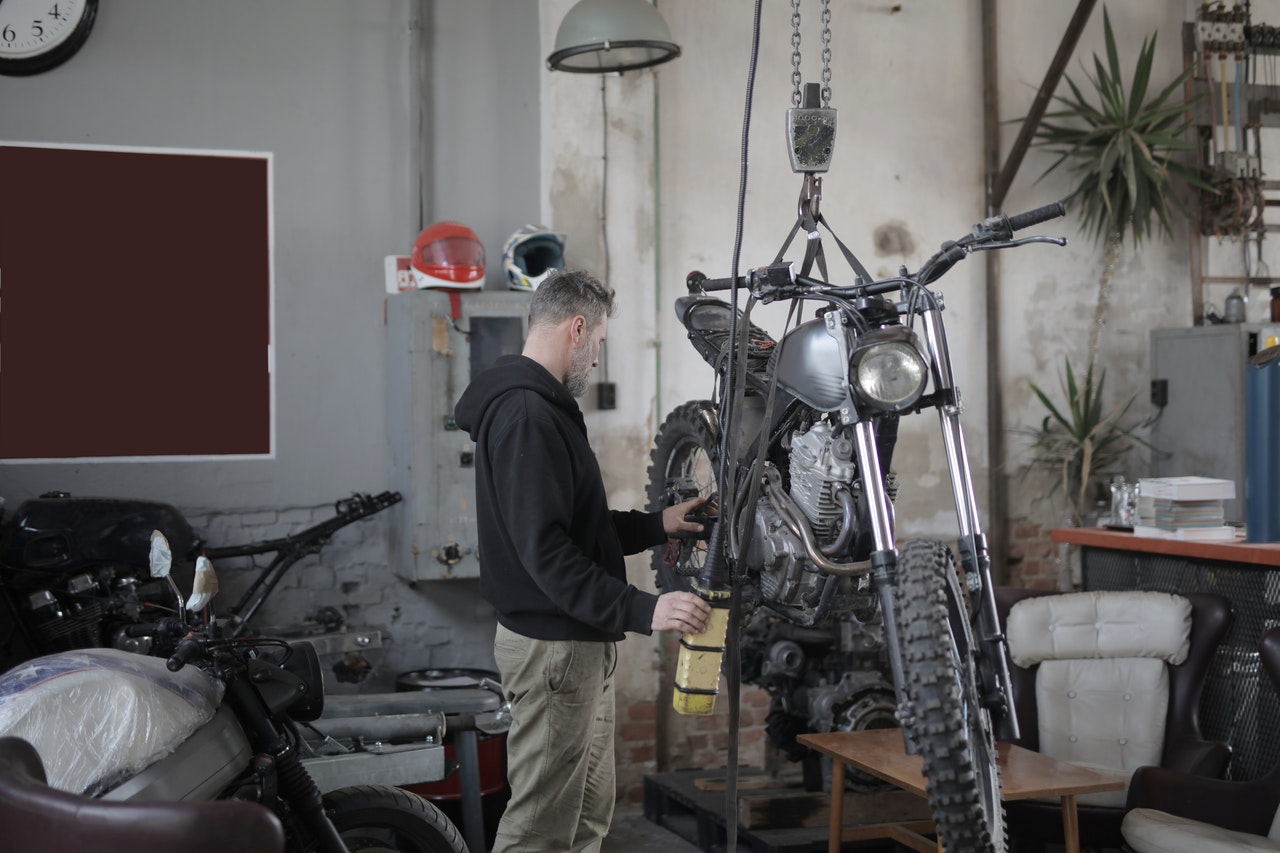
1006 590 1193 804
995 587 1233 850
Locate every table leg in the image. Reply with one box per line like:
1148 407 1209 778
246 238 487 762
1060 793 1080 853
829 760 845 853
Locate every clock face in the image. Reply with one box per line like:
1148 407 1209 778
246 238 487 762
0 0 98 76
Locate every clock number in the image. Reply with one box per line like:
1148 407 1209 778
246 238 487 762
48 5 65 21
1 27 14 44
32 21 46 38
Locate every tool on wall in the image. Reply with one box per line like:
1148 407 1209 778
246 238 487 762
1187 1 1280 322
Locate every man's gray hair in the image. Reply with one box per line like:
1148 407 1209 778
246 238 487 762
529 270 616 330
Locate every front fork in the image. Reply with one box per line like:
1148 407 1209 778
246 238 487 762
853 306 1020 745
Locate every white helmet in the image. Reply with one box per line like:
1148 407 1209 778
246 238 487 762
502 225 566 291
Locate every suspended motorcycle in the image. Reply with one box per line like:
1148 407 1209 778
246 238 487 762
0 534 467 853
649 202 1068 852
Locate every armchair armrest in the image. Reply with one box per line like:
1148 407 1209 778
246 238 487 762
1162 737 1231 778
1126 765 1280 837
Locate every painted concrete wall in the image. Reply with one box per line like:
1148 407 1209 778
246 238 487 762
3 0 1278 798
0 0 542 688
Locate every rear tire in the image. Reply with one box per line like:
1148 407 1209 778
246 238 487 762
646 400 720 593
894 538 1005 853
322 784 468 853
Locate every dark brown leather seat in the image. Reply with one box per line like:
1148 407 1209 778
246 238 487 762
0 735 285 853
1121 626 1280 851
994 587 1233 851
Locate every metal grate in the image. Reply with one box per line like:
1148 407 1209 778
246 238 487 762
1083 547 1280 781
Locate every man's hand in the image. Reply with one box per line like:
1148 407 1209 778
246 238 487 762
652 591 712 634
662 495 711 536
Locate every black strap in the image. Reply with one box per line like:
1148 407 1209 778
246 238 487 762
770 183 873 284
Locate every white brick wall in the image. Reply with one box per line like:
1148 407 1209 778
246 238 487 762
185 502 499 694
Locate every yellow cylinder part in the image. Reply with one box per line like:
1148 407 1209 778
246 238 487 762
672 603 731 716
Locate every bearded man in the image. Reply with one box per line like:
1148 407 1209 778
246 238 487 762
453 269 710 853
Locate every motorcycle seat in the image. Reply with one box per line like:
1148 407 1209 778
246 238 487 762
0 735 285 853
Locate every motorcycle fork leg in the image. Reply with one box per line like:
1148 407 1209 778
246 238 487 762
223 681 348 853
933 409 1021 741
872 554 916 753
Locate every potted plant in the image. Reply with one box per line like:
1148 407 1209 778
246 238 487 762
1021 6 1205 527
1020 358 1148 526
1032 5 1208 371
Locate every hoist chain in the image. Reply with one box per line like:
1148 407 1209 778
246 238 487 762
790 0 834 108
791 0 803 108
821 0 832 107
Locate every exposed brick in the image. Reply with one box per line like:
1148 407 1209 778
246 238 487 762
618 721 653 743
627 702 657 721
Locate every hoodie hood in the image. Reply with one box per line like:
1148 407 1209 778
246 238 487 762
454 354 583 441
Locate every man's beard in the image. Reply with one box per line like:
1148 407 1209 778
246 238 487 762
565 339 594 398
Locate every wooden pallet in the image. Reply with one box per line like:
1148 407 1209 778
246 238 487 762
644 768 929 853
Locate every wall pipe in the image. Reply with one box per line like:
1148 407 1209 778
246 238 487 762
982 0 1096 583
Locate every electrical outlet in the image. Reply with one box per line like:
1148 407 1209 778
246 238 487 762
1151 378 1169 408
597 382 617 410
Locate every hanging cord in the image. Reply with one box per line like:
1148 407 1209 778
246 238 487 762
599 74 612 383
716 4 765 852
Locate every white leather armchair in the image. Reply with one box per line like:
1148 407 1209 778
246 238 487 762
994 587 1233 849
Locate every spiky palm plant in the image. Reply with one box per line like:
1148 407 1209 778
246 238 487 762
1022 359 1149 525
1033 5 1207 371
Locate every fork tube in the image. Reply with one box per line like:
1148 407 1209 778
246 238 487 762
920 307 982 543
854 419 913 724
852 421 895 551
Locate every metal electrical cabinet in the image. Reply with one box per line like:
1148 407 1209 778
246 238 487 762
387 290 531 580
1150 323 1280 524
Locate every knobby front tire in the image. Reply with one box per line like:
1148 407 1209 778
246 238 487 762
894 537 1006 853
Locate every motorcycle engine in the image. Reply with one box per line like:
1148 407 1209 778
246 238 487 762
740 420 903 790
750 421 856 608
0 494 194 669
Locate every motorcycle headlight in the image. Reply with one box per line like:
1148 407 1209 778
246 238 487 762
849 330 929 413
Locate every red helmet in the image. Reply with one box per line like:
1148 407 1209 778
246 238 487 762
411 221 486 290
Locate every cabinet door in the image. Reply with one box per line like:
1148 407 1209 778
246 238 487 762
386 290 529 580
1150 325 1247 522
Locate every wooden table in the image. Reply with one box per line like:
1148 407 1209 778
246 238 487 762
796 728 1124 853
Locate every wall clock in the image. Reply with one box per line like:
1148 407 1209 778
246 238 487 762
0 0 98 76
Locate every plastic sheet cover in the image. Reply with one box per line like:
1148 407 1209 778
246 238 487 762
0 648 223 794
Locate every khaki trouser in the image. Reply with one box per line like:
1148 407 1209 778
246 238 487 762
492 624 617 853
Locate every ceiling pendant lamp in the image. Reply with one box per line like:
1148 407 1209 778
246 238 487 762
547 0 681 74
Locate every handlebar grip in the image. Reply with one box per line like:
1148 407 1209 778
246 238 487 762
123 622 160 638
1007 201 1066 232
695 274 747 293
166 636 203 672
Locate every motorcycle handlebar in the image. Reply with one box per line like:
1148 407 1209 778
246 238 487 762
166 636 204 672
123 617 185 639
688 201 1065 297
1007 201 1066 233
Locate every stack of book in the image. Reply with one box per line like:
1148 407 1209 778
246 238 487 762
1134 477 1237 541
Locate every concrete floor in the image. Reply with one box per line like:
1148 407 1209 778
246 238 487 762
602 807 702 852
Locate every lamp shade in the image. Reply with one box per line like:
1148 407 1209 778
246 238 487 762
547 0 681 73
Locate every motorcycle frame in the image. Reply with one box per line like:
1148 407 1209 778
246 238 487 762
692 259 1033 746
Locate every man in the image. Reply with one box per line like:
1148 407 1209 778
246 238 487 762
453 269 711 853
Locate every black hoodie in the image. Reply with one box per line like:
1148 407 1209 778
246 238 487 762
453 354 663 641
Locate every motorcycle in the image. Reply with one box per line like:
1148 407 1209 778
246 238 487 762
0 489 402 671
0 535 468 853
649 202 1068 852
